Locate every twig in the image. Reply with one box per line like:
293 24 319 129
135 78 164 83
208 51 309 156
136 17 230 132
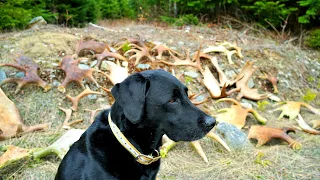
264 19 282 38
221 16 262 34
88 23 117 32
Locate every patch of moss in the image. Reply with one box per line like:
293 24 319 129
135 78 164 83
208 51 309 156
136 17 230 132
121 41 131 52
302 89 317 102
257 101 269 111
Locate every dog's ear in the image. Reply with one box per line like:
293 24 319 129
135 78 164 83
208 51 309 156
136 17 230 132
111 73 150 124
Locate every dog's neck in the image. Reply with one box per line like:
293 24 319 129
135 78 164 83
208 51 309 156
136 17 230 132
110 102 164 155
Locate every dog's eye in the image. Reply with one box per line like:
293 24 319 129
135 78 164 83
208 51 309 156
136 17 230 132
168 98 176 103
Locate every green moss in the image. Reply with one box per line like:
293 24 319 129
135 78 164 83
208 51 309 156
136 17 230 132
121 41 131 53
305 29 320 49
302 89 317 102
257 101 269 111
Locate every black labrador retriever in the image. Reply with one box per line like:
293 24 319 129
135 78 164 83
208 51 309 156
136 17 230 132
55 69 215 180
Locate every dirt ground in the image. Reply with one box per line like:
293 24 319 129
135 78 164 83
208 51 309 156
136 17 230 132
0 20 319 180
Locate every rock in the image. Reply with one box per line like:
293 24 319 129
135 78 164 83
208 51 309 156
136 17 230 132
27 16 47 30
90 60 97 67
137 64 150 70
51 63 59 67
52 81 61 87
0 70 7 83
248 78 255 88
78 64 90 70
225 70 237 78
184 71 199 78
268 94 281 102
195 94 206 102
14 72 25 78
87 94 98 100
101 61 108 70
241 99 257 108
215 122 252 150
178 41 185 46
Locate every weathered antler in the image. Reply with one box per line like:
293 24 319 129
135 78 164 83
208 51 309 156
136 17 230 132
0 87 48 140
96 60 128 85
235 61 270 101
58 55 99 93
248 125 302 150
94 48 127 69
59 107 83 129
273 101 320 120
75 40 109 56
203 45 237 64
66 87 103 111
296 114 320 135
310 120 320 129
124 44 155 65
160 49 202 70
85 108 103 124
215 98 267 129
0 55 51 94
216 41 244 59
258 70 279 94
151 44 182 60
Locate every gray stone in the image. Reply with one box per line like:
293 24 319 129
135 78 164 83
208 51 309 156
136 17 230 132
0 70 7 83
101 61 108 70
137 64 150 70
178 41 185 46
215 122 252 150
27 16 47 29
184 71 199 78
78 64 90 70
90 60 98 67
52 80 61 87
87 94 98 100
248 78 255 88
14 72 25 78
241 99 258 107
194 94 206 102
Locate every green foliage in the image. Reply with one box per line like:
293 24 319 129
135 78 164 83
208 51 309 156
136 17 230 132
257 101 270 111
0 0 52 30
242 0 297 28
298 0 320 24
121 42 131 52
160 14 199 26
302 89 317 102
305 29 320 49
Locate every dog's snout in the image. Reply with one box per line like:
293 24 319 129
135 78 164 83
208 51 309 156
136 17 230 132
203 116 216 129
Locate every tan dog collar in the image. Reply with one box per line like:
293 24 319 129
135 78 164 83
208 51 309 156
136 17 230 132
108 113 161 165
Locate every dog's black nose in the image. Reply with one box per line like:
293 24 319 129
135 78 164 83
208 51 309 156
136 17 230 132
203 116 216 129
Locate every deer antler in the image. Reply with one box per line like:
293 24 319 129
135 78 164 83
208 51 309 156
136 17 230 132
85 108 103 124
58 55 99 93
94 48 127 69
66 87 103 111
59 107 83 129
215 98 267 129
75 40 109 56
248 125 302 150
310 120 320 129
124 44 155 65
258 70 279 94
151 44 182 60
160 49 202 70
216 41 244 59
235 61 270 101
0 55 51 94
203 45 237 64
295 114 320 135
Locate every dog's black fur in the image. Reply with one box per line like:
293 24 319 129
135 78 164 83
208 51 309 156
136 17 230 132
55 69 215 180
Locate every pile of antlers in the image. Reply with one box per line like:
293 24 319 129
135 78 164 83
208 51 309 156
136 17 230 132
1 36 319 165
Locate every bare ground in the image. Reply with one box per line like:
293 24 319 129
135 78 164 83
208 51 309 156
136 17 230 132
0 20 319 180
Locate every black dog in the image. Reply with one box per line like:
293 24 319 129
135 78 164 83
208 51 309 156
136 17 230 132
55 69 215 180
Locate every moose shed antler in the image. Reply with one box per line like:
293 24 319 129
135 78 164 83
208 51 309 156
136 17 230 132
58 55 99 93
0 87 49 140
75 40 109 56
0 55 51 94
248 125 302 150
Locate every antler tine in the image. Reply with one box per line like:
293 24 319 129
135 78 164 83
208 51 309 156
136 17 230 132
59 107 83 129
66 87 103 111
85 108 103 124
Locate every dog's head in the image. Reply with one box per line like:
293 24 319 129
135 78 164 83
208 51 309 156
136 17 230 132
111 69 215 141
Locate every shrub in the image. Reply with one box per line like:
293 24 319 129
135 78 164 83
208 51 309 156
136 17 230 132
305 29 320 48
